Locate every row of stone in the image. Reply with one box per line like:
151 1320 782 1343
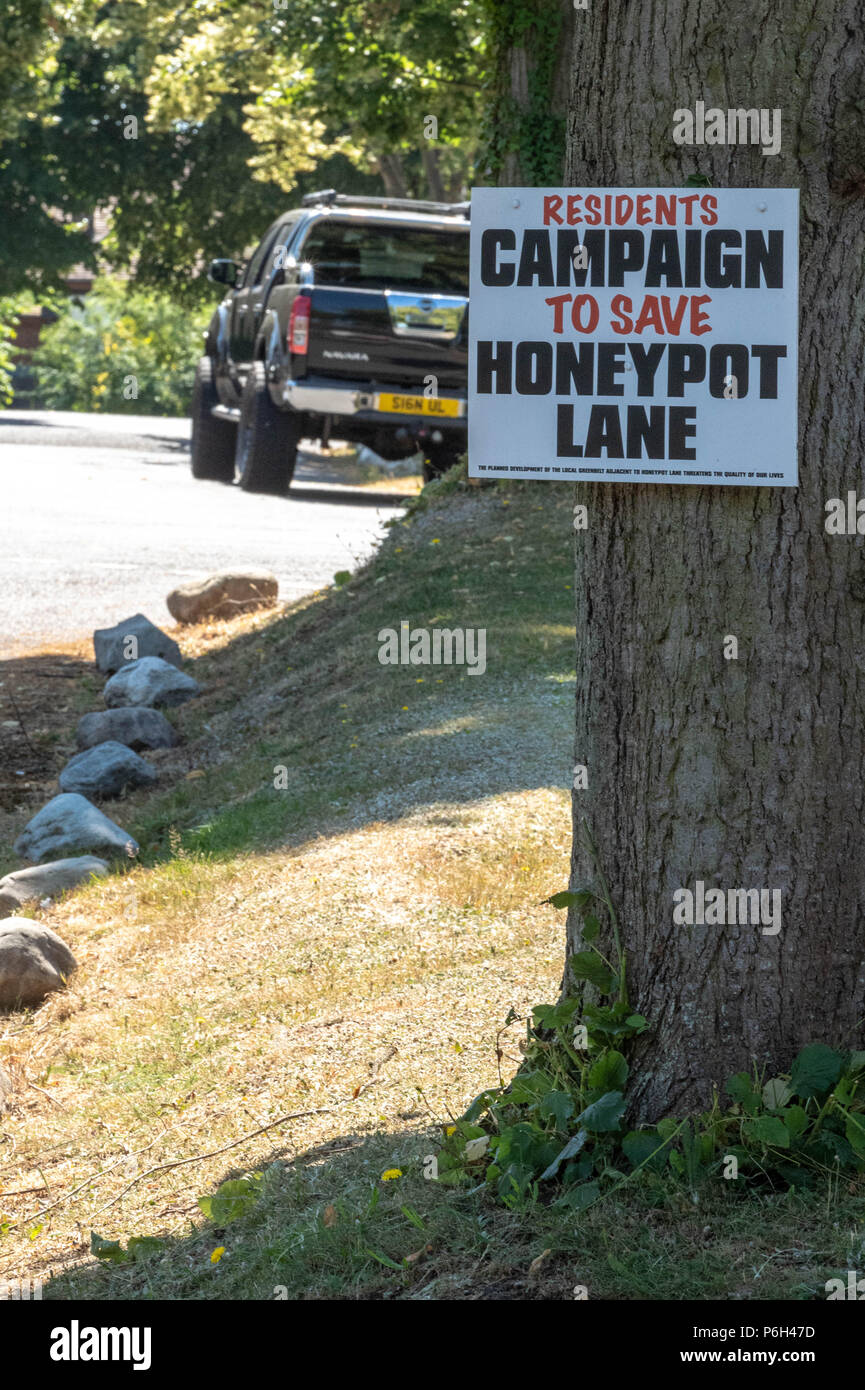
1 571 279 1011
0 614 199 1006
0 564 280 1011
16 613 201 860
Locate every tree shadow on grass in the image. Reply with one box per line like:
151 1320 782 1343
40 1120 579 1303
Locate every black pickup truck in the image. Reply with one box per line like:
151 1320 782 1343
191 190 469 491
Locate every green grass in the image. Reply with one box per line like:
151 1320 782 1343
114 477 577 866
5 467 859 1302
49 1126 863 1302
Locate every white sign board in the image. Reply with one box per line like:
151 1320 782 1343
468 187 798 486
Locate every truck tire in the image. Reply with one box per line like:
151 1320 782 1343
190 356 236 482
235 361 303 494
422 440 465 484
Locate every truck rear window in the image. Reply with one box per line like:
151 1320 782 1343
298 221 468 295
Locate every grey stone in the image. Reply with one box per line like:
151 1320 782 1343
0 919 77 1008
166 570 278 624
59 742 157 799
14 794 139 864
0 856 109 914
93 613 183 675
76 707 178 752
104 656 200 709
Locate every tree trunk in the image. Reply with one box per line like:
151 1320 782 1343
375 152 409 198
563 1 865 1121
421 145 447 202
486 0 573 185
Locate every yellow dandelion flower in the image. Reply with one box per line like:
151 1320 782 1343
211 1246 225 1264
380 1168 403 1182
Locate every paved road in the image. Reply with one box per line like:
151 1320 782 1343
1 411 407 656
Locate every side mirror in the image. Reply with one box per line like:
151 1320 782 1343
208 258 240 287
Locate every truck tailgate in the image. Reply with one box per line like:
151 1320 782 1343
305 286 467 390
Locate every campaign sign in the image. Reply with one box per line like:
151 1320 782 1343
468 187 799 486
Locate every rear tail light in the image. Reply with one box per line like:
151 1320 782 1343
288 294 311 354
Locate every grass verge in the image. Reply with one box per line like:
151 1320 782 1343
0 471 857 1300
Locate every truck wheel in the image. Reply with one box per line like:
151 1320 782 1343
190 356 236 482
235 361 302 494
422 441 465 484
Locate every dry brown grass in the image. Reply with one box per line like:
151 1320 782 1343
0 478 577 1291
0 783 567 1284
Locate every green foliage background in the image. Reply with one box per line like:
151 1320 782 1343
30 279 210 416
0 0 486 302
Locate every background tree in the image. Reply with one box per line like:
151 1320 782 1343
144 0 486 202
0 8 294 299
556 1 865 1121
0 0 485 300
480 0 574 185
0 0 55 139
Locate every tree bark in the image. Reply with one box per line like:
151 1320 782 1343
488 0 573 185
375 151 409 198
563 1 865 1121
421 145 447 202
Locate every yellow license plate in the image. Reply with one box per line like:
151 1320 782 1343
376 392 461 418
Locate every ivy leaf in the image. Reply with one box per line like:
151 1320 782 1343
126 1235 165 1263
622 1130 667 1171
90 1232 128 1264
508 1070 556 1105
543 887 596 911
569 951 614 994
588 1050 628 1093
556 1179 599 1211
578 1090 626 1133
539 1129 587 1181
539 1090 576 1127
790 1044 843 1100
581 914 600 943
743 1114 790 1148
725 1071 761 1115
783 1104 809 1138
463 1088 501 1123
532 999 578 1031
198 1175 263 1224
762 1077 793 1109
